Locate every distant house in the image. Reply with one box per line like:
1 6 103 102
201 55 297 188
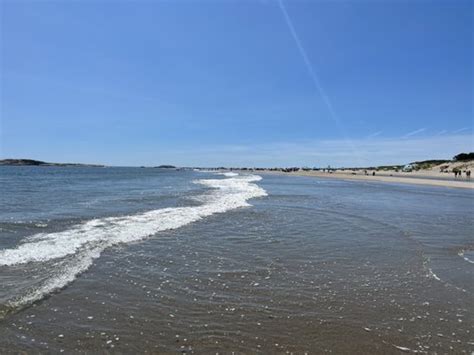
402 163 418 172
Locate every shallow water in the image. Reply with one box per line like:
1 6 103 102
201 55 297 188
0 167 473 353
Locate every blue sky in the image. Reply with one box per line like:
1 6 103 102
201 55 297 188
1 0 472 167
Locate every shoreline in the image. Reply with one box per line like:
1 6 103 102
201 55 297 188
260 170 474 189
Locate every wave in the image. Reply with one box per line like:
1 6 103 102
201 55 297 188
219 172 239 177
0 173 267 311
458 250 474 264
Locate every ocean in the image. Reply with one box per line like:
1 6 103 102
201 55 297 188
0 166 473 353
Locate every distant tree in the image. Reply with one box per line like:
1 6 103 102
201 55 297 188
453 152 474 161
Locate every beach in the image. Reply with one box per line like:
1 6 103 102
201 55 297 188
280 170 474 189
2 0 472 352
0 167 473 353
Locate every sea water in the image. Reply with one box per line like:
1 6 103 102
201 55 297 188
0 167 472 353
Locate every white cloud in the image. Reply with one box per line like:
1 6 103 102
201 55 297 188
156 134 474 168
402 128 426 138
453 127 470 134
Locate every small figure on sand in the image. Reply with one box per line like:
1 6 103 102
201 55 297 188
372 171 375 176
467 170 471 179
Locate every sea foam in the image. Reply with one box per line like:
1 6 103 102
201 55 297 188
458 250 474 264
219 172 239 177
0 173 267 308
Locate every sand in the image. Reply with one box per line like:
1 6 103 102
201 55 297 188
280 170 474 189
255 160 474 189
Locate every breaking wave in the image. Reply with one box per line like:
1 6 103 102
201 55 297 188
458 249 474 264
0 173 267 311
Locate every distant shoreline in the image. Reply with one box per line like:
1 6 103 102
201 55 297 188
261 170 474 190
2 158 473 190
0 159 105 167
0 159 182 169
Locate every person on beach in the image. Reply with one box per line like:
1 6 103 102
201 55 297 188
372 171 375 176
467 170 471 179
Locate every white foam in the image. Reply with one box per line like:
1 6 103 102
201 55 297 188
427 268 441 281
219 172 239 177
458 250 474 264
393 345 424 353
1 174 267 308
393 345 411 352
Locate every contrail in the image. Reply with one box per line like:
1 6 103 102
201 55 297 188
277 0 361 164
402 128 426 138
367 131 383 139
278 0 338 122
453 127 470 134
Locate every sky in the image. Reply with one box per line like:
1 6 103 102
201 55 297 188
1 0 472 167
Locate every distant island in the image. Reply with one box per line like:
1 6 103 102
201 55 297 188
155 165 176 169
0 159 105 167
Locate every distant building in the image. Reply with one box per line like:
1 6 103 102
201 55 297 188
402 163 418 172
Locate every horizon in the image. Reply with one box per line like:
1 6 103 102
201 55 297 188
2 143 473 169
1 0 473 166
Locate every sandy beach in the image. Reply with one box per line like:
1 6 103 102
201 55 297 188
282 170 474 189
254 159 474 189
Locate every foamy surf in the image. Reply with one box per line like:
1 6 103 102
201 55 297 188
219 172 239 177
0 173 267 311
458 250 474 264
